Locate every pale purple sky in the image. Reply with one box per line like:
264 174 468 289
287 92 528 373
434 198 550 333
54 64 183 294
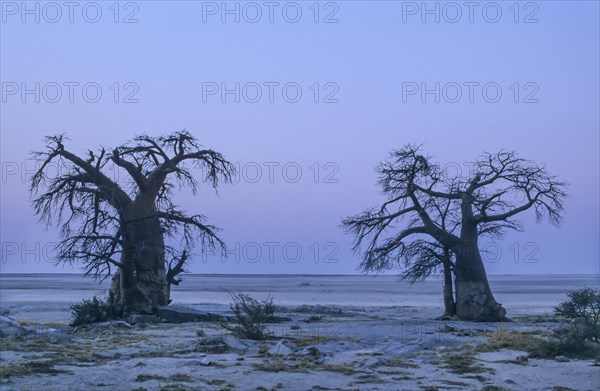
1 1 598 275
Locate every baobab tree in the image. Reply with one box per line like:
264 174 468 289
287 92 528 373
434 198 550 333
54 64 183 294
30 131 234 316
343 145 567 321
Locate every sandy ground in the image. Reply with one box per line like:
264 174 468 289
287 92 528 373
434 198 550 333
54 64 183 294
1 302 599 391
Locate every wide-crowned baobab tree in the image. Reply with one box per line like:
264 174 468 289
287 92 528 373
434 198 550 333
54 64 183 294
30 131 234 316
343 145 567 321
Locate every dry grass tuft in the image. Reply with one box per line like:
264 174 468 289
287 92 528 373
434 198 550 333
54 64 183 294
442 351 494 375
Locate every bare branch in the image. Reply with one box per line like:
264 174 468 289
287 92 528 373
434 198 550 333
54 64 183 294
29 131 233 283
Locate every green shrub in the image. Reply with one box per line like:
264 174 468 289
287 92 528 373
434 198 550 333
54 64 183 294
554 287 600 344
70 296 112 327
224 293 275 340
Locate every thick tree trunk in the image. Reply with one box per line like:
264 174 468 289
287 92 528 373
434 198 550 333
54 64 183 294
442 262 456 316
109 203 169 317
450 199 509 322
453 242 508 321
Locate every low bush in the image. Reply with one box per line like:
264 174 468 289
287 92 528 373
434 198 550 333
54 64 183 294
554 287 600 344
70 296 112 327
224 293 276 340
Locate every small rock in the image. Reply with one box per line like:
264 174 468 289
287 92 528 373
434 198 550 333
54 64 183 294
200 358 212 366
436 314 459 321
555 355 570 362
157 306 231 323
102 320 131 329
359 358 381 368
441 324 456 333
0 315 24 338
268 340 293 356
196 329 206 337
196 335 250 354
516 355 528 363
92 352 114 360
0 315 21 327
183 359 205 366
297 346 321 358
306 315 323 323
299 282 311 286
128 314 160 325
223 336 250 354
196 336 228 354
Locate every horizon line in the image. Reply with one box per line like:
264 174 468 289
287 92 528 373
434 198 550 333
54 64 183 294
0 272 599 277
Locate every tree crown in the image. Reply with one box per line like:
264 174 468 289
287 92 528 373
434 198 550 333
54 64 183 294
342 144 568 273
30 131 235 280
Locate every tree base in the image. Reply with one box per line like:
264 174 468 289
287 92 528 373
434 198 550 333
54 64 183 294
455 280 510 322
109 269 169 317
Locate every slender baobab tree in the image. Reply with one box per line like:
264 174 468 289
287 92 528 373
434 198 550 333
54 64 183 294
30 131 234 316
399 239 457 318
343 145 567 321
